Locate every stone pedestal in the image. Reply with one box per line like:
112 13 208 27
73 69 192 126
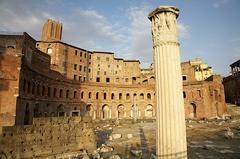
148 6 187 159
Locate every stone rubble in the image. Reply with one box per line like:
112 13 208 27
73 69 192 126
130 149 142 157
111 134 122 140
127 134 133 139
108 154 121 159
224 127 234 139
97 144 114 153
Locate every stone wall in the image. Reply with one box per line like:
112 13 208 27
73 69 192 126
183 76 227 119
223 59 240 105
0 117 96 158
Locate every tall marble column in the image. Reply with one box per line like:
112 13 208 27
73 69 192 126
148 6 187 159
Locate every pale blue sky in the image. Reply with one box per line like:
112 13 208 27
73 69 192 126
0 0 239 76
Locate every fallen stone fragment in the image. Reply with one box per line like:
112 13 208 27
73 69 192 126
204 140 213 144
112 134 122 139
130 150 142 157
92 150 101 159
97 144 114 153
127 134 133 139
187 125 193 128
224 127 234 139
109 154 121 159
219 149 234 153
150 154 156 159
202 144 214 150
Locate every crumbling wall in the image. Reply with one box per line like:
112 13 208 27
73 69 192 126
0 117 96 158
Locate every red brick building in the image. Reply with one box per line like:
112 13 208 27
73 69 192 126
0 20 228 127
223 59 240 105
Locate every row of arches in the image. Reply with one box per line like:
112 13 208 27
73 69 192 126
22 78 79 99
81 92 154 100
86 104 154 120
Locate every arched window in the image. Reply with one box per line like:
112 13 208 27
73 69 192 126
183 91 186 98
32 82 35 95
96 92 99 99
126 93 130 100
147 93 151 100
42 86 45 96
48 87 51 97
133 93 137 99
119 93 122 100
111 93 114 100
53 88 57 97
104 93 107 100
142 79 148 84
66 90 69 98
47 48 52 54
88 92 91 99
140 93 144 99
132 77 137 84
59 89 63 98
27 81 31 94
23 78 26 92
74 91 77 99
81 91 84 99
37 84 40 95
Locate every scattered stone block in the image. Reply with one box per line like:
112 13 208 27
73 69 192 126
112 134 122 140
97 144 114 153
109 154 121 159
130 150 142 157
92 150 100 159
127 134 133 139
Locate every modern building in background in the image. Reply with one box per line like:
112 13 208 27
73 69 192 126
223 59 240 105
0 19 227 127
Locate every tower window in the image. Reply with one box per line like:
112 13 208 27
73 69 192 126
96 77 100 82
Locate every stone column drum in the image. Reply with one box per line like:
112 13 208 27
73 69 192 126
148 6 187 159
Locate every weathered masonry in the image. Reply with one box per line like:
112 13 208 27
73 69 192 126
0 20 228 127
0 117 96 158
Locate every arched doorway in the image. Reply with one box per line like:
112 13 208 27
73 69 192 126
102 105 110 119
131 105 139 118
190 103 197 118
215 102 219 117
34 103 39 117
57 104 65 117
86 104 95 119
117 104 125 119
145 104 153 117
24 103 30 125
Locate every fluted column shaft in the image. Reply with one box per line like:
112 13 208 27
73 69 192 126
148 6 187 159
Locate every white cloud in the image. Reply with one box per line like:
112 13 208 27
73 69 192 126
61 8 128 51
125 4 190 68
0 1 190 69
177 22 190 39
126 4 152 67
0 1 51 38
213 0 230 8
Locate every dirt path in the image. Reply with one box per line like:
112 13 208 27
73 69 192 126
95 119 240 159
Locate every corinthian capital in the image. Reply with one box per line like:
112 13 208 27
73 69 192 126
148 6 179 46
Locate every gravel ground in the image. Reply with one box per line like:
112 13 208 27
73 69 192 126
95 119 240 159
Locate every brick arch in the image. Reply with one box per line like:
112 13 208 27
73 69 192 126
102 104 111 119
145 104 153 118
117 104 125 119
86 104 96 119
